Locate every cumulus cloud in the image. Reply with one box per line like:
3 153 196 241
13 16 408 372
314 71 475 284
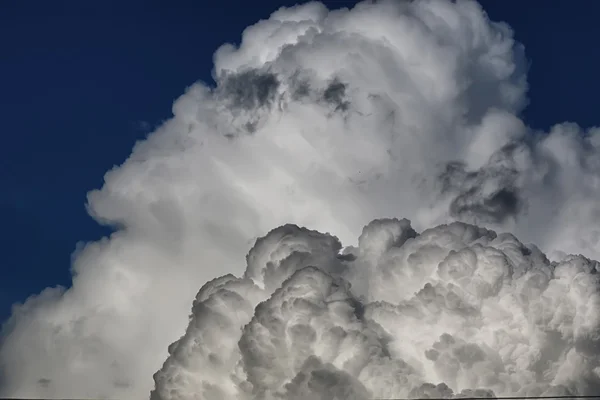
151 219 600 399
3 0 600 399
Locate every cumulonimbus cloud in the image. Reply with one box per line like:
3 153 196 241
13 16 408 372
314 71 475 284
2 0 600 399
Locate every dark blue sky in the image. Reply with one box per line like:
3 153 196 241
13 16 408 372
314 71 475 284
1 0 599 323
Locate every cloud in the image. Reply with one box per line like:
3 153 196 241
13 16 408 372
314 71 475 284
3 0 600 399
151 219 600 399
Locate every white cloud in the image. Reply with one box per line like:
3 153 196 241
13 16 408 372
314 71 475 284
3 0 600 399
152 219 600 399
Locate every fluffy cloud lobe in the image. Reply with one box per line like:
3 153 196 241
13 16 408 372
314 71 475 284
3 0 600 399
152 219 600 399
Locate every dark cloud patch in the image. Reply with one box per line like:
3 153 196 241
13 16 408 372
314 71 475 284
37 378 51 388
292 80 311 100
244 121 258 133
214 69 281 136
323 79 350 112
219 69 280 110
439 157 523 224
450 186 520 224
337 253 357 262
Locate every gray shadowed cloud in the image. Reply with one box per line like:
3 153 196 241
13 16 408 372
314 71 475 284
439 159 522 225
322 79 350 112
218 69 280 111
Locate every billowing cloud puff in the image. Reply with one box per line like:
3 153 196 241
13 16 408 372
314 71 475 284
151 219 600 399
3 0 600 399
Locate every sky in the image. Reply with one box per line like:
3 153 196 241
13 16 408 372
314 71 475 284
1 0 600 332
